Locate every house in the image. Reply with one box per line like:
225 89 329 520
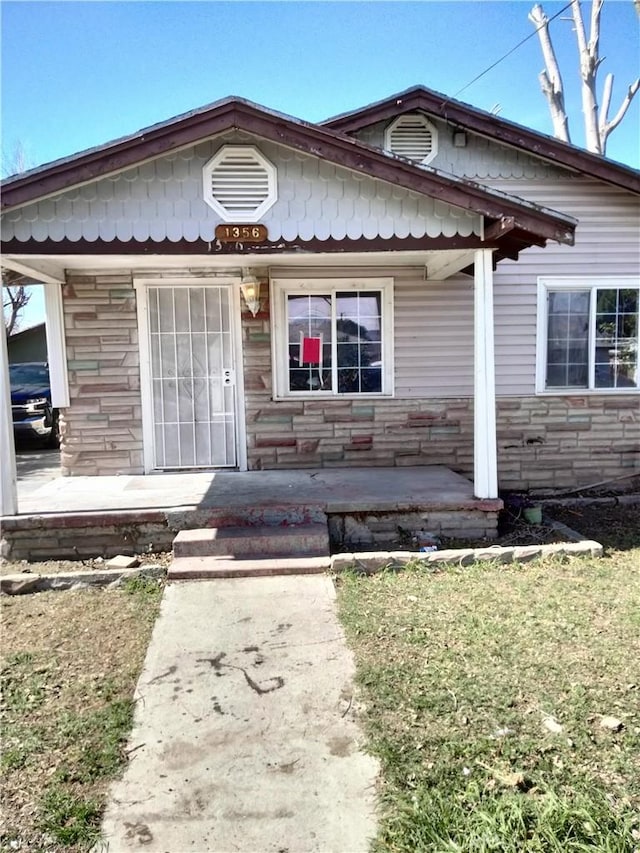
7 321 48 364
1 86 638 504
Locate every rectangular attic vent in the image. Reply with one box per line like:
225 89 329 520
203 145 277 222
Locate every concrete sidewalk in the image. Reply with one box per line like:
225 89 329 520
99 576 379 853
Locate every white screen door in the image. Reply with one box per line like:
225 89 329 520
147 286 237 469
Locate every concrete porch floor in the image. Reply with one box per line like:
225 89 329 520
3 466 503 562
15 465 493 516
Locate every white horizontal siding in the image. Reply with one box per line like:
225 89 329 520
394 276 473 397
1 131 481 244
491 179 640 396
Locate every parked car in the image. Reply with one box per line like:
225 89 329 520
9 362 59 447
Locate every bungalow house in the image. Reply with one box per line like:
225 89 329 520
1 86 639 510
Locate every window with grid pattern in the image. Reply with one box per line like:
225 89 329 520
273 279 393 398
539 279 639 392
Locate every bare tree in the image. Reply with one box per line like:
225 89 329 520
529 0 640 155
1 140 31 179
2 143 33 336
3 273 31 336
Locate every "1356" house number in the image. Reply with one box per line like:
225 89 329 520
215 224 268 242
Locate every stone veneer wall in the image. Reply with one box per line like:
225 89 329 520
241 293 475 473
497 396 639 490
60 273 144 476
242 298 639 490
58 279 638 489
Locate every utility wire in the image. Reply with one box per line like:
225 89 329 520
444 1 574 106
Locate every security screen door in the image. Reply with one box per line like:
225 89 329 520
147 286 237 469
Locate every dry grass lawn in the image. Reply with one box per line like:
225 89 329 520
338 546 640 852
0 578 162 852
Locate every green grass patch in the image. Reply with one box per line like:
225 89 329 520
38 788 102 847
337 551 640 852
0 651 48 713
122 573 164 599
55 699 135 784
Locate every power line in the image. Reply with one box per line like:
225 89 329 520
445 1 574 105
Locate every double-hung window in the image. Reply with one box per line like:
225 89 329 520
272 278 394 398
537 278 639 392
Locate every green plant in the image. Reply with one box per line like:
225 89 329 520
38 788 102 847
122 574 163 599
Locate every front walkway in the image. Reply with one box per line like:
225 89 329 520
100 575 379 852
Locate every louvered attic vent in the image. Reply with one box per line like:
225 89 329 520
203 145 277 222
384 114 438 165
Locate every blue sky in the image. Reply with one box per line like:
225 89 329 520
2 0 639 328
2 0 639 171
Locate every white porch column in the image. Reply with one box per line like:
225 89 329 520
1 325 18 516
473 249 498 499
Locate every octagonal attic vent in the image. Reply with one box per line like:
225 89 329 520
203 145 277 222
384 114 438 165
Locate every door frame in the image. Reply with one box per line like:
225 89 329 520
134 276 247 473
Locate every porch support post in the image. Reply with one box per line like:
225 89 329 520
1 325 18 516
473 248 498 499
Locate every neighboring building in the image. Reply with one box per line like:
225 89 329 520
1 86 638 495
7 321 47 363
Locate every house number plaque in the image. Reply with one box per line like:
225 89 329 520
215 224 268 242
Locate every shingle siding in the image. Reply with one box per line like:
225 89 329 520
1 131 481 244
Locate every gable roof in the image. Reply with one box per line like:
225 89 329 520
323 85 640 195
0 95 576 256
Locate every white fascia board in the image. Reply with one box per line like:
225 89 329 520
1 257 65 285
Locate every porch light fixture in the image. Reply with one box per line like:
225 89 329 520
240 270 262 316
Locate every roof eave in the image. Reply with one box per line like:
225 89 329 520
0 98 575 248
323 86 640 195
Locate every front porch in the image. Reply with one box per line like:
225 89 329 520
1 465 502 561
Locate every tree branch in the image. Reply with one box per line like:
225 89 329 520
601 77 640 149
2 276 30 336
599 72 614 139
572 0 602 152
529 3 571 142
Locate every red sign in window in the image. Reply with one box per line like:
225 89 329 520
301 336 322 365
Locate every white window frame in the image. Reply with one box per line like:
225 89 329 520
271 277 394 400
536 276 640 395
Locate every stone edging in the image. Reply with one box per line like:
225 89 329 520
537 493 640 508
0 565 165 596
0 536 605 592
330 539 603 573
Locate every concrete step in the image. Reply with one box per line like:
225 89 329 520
168 555 331 580
172 523 330 560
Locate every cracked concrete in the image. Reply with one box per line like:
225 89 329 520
99 576 379 852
